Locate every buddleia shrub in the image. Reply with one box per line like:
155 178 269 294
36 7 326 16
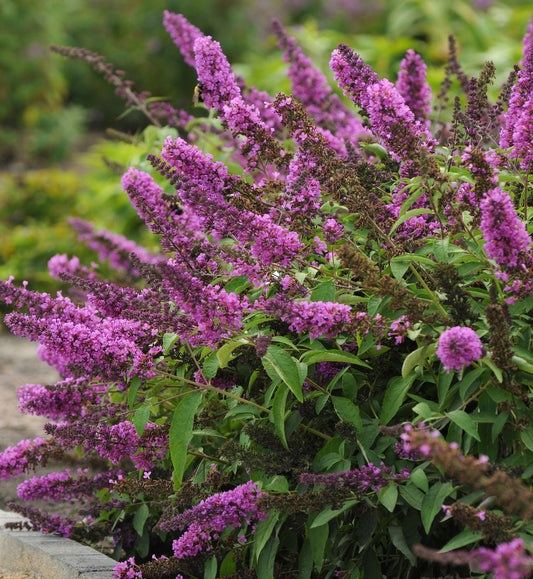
2 10 533 579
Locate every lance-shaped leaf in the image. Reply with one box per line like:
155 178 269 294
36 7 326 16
169 391 203 489
263 345 304 402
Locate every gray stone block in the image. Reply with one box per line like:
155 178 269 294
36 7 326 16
0 509 116 578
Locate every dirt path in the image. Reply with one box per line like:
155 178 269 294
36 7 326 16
0 331 60 510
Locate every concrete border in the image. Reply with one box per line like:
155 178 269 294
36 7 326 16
0 510 116 578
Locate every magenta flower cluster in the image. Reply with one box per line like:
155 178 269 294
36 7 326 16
0 438 49 480
436 326 483 372
396 49 432 125
299 463 409 493
46 421 168 470
480 187 532 271
156 481 268 558
260 294 351 339
17 377 107 421
111 557 143 579
421 538 533 579
17 468 122 503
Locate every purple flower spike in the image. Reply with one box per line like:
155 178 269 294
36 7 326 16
365 79 435 170
272 19 367 148
480 187 532 269
272 19 334 115
510 92 533 172
156 481 268 558
500 16 533 151
163 12 204 67
436 326 483 373
193 36 240 111
396 49 432 124
329 43 379 110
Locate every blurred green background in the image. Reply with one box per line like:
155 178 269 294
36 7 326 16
1 0 532 296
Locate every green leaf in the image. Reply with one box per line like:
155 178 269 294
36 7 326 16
300 349 370 368
367 296 382 317
399 485 424 511
311 500 357 528
297 360 308 389
132 404 150 436
223 275 249 294
225 404 262 420
439 528 482 552
401 343 436 379
133 503 149 537
421 482 454 534
458 367 486 400
264 345 304 402
219 551 237 577
256 535 280 579
162 332 179 352
272 383 289 450
216 339 246 368
437 365 455 406
355 507 377 548
481 357 503 383
342 373 358 399
486 385 512 404
298 539 313 579
410 468 429 493
332 396 362 431
398 183 427 217
315 394 329 415
309 523 329 572
380 374 416 425
204 556 217 579
446 409 480 441
492 411 509 442
378 484 398 512
127 376 141 409
134 528 150 558
362 549 381 578
390 254 435 268
432 238 450 263
520 428 533 452
169 391 203 490
390 259 410 281
360 142 388 159
264 476 289 492
202 351 219 380
271 336 299 350
512 355 533 375
389 526 416 566
310 281 335 302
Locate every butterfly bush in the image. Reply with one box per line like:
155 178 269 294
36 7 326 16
2 10 533 579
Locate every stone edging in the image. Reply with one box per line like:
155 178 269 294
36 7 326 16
0 510 116 578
